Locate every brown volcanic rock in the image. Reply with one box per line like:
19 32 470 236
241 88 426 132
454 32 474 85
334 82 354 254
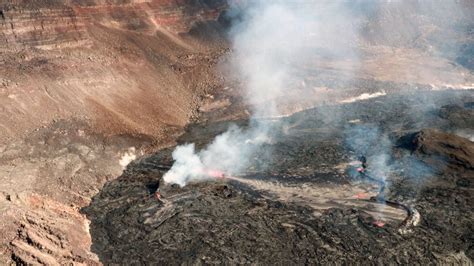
74 0 227 34
412 129 474 171
0 5 89 49
9 194 99 265
0 0 228 144
0 0 226 48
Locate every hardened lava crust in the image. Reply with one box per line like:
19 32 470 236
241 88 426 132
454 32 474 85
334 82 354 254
83 90 474 264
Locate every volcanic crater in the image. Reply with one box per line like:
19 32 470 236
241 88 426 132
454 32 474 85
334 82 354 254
0 0 473 265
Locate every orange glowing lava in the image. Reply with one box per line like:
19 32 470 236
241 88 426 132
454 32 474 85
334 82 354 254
205 169 226 179
354 193 369 199
373 220 385 227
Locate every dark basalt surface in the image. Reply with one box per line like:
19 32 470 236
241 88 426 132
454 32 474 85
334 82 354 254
82 89 474 264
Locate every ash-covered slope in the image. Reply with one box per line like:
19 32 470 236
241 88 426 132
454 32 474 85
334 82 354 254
0 0 227 144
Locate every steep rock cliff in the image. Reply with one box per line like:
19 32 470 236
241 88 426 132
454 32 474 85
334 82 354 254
0 0 227 144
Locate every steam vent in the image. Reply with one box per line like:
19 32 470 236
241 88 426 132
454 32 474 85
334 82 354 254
1 0 473 264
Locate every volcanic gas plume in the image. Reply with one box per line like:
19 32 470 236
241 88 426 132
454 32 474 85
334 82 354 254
163 125 271 187
165 0 470 188
164 1 361 186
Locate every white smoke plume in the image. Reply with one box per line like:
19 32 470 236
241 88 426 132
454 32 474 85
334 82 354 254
164 1 355 186
230 1 359 118
163 0 471 187
119 147 137 170
163 125 271 187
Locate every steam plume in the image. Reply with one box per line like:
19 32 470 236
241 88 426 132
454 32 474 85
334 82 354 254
164 1 340 186
163 0 471 187
163 125 270 187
